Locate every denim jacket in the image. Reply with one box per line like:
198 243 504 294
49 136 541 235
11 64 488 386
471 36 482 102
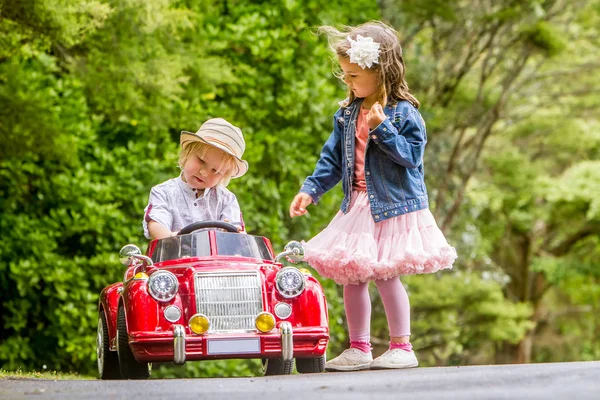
300 98 429 223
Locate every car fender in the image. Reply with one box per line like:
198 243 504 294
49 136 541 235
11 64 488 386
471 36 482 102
99 282 122 351
120 279 161 334
292 275 329 327
268 272 328 328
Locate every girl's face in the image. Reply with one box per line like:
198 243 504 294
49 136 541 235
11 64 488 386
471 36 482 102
182 146 227 190
338 56 379 106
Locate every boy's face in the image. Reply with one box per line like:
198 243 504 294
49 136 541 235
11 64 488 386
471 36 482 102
182 146 227 190
338 56 379 103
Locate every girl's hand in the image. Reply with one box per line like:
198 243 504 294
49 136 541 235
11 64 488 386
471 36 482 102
367 102 386 130
289 193 313 218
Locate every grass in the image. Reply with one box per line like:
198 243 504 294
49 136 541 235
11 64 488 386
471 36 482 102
0 368 93 380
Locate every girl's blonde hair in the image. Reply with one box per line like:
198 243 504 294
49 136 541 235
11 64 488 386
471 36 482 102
319 21 420 108
179 142 238 187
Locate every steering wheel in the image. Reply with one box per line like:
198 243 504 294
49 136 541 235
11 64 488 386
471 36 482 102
178 221 239 235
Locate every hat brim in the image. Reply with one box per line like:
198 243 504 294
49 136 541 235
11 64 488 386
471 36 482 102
180 132 249 178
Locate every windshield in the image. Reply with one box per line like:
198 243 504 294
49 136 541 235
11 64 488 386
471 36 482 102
150 232 211 262
150 231 272 263
215 231 272 260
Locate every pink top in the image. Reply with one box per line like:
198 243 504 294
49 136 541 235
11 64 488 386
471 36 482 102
353 107 371 191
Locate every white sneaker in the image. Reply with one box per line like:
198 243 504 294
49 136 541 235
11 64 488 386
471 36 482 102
325 348 373 371
370 349 419 369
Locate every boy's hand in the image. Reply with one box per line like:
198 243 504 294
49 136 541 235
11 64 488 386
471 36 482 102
289 193 313 218
367 102 386 130
224 219 245 233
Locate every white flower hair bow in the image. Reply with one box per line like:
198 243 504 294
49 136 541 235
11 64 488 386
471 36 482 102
346 34 380 69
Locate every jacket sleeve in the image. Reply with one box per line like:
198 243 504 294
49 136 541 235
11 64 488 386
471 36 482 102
369 107 426 169
299 114 344 204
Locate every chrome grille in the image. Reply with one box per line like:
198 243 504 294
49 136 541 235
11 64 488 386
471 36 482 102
194 272 263 332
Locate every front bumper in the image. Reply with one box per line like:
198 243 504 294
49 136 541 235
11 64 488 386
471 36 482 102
129 323 329 364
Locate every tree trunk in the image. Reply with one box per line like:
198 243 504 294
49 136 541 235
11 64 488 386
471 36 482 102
495 335 533 364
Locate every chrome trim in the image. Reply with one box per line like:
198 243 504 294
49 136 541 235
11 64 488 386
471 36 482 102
274 302 292 319
194 271 263 332
173 325 186 365
96 317 104 374
148 271 179 302
132 254 154 265
164 305 182 323
280 321 293 362
119 244 154 267
275 267 306 299
275 241 305 263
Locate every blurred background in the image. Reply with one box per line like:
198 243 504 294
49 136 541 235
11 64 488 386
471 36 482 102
1 0 599 378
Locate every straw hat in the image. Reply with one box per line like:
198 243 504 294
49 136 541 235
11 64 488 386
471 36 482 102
180 118 249 178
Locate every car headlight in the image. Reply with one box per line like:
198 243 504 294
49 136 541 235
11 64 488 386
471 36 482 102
275 267 305 299
148 271 179 302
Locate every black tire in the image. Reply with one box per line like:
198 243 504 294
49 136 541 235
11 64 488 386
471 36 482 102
117 304 151 379
97 311 122 379
295 356 325 373
262 357 294 376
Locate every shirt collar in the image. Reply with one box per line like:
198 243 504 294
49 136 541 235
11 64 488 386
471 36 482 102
178 174 212 198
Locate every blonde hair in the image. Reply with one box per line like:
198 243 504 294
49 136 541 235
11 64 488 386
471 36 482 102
179 142 237 187
319 21 420 108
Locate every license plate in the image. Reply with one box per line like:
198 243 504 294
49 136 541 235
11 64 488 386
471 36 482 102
207 338 261 355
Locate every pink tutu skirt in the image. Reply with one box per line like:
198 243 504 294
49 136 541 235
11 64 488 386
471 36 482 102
303 191 457 285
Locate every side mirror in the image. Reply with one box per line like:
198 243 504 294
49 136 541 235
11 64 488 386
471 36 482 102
119 244 142 266
119 244 153 267
275 241 305 263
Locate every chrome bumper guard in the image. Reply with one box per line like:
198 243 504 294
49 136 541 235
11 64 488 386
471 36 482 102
280 321 293 362
171 322 292 364
173 325 186 365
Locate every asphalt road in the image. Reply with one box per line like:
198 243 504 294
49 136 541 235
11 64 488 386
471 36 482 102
1 361 599 400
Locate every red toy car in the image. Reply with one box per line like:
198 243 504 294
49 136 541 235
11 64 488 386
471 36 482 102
96 221 329 379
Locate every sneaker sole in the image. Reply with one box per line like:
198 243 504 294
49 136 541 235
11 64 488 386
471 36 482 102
325 363 372 372
369 361 418 370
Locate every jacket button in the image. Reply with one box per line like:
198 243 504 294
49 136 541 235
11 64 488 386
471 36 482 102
383 128 387 131
345 110 351 115
366 171 370 176
384 212 388 216
371 135 377 139
375 215 380 219
347 162 351 167
370 195 374 199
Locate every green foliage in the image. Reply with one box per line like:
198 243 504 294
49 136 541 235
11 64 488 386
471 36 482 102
521 21 566 56
0 0 377 376
383 0 600 364
1 0 599 375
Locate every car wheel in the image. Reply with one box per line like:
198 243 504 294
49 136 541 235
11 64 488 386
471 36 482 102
295 356 325 373
97 312 122 379
262 357 294 376
117 304 151 379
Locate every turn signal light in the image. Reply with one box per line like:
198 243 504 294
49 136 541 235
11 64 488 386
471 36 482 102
189 314 210 334
255 312 276 333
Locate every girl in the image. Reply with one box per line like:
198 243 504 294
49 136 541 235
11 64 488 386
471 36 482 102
289 21 457 370
144 118 249 240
